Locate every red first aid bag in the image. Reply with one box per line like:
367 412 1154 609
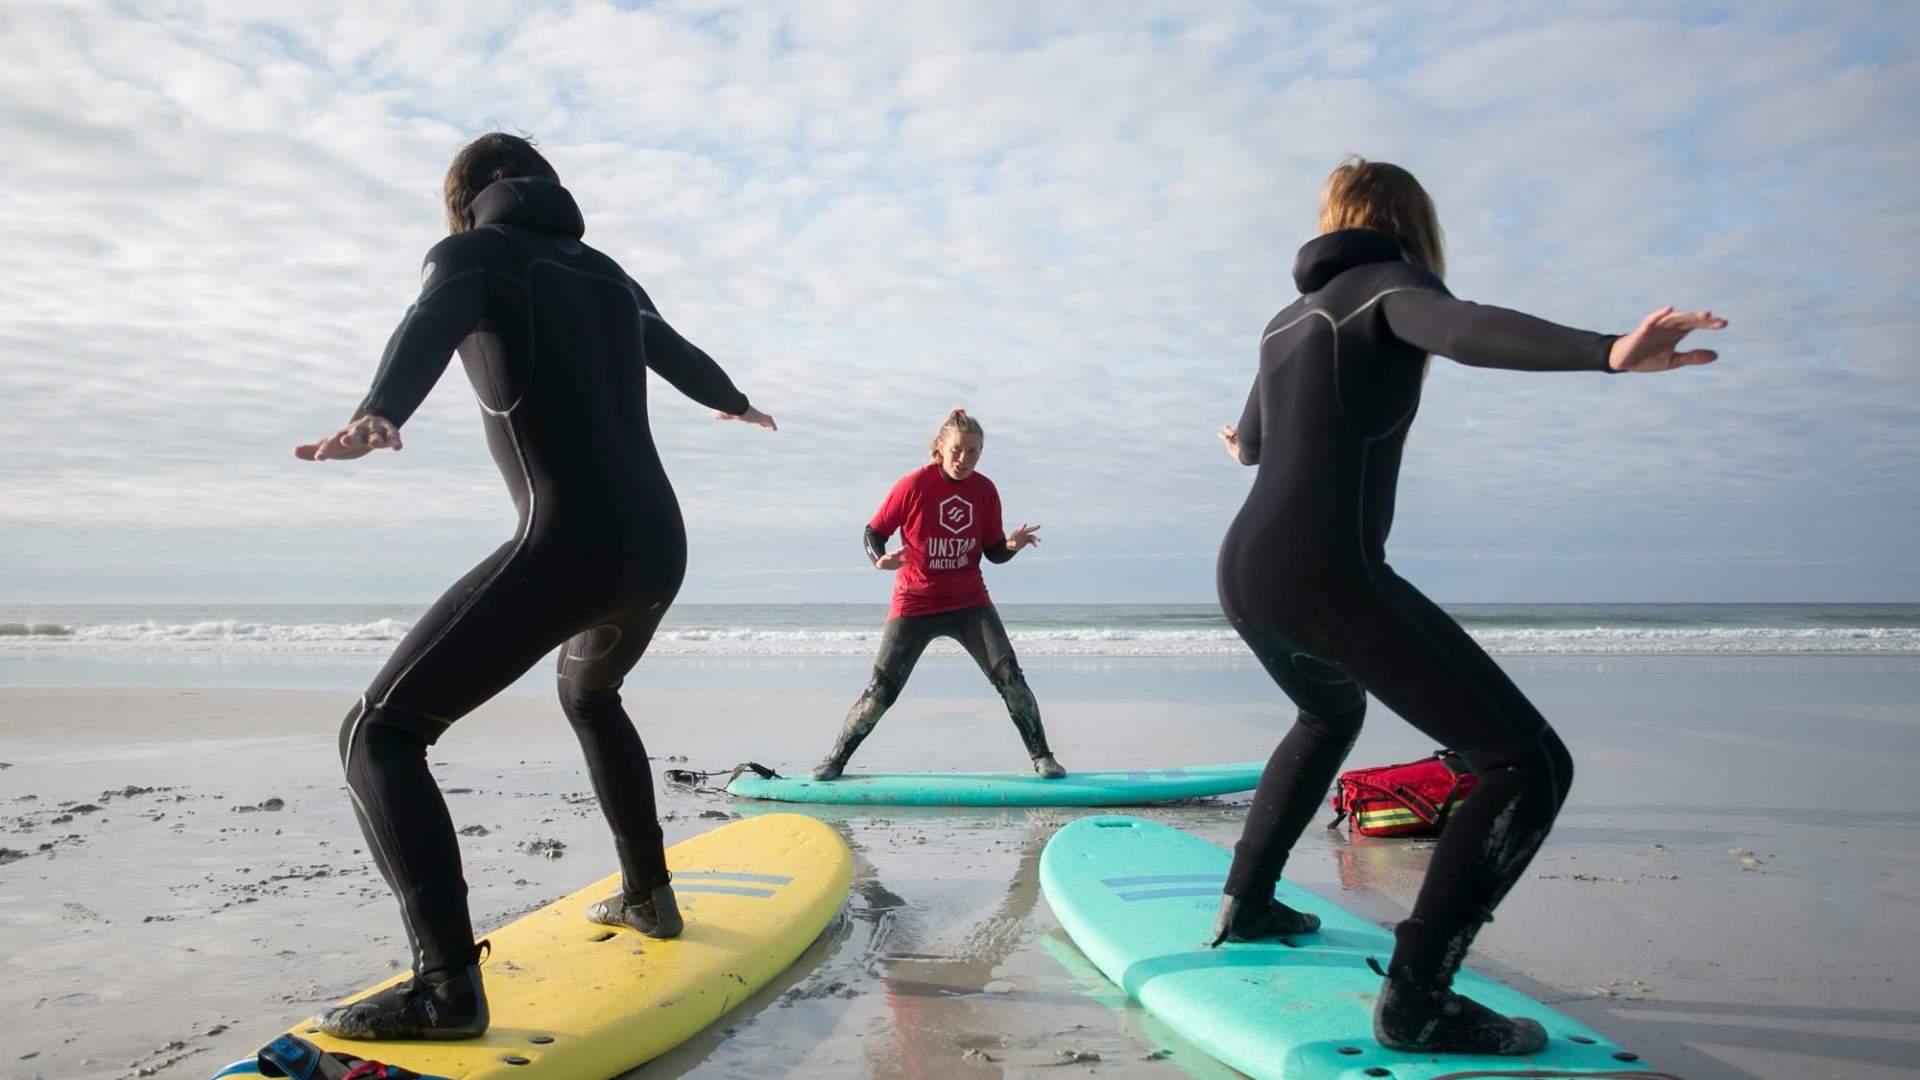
1326 750 1477 838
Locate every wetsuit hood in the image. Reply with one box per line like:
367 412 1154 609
468 177 586 239
1293 228 1406 294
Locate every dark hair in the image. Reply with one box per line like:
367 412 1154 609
443 133 558 233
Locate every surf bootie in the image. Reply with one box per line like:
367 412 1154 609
1373 974 1548 1055
1032 754 1067 779
1208 894 1322 946
810 757 846 781
587 883 684 939
313 961 488 1041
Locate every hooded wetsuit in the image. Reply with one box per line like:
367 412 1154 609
337 177 750 978
1219 228 1614 986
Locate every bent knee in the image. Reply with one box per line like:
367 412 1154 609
339 696 439 769
337 697 368 767
1539 727 1575 801
1297 696 1365 740
339 704 437 791
1462 729 1568 794
558 678 622 723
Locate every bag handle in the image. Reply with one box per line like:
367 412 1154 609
1428 771 1467 830
1325 776 1441 830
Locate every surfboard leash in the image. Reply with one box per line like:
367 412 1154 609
662 761 780 794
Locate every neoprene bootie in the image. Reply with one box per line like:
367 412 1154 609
1372 973 1548 1055
314 960 489 1041
810 756 846 781
1208 894 1322 946
1032 754 1067 779
587 882 683 938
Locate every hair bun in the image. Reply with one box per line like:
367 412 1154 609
929 407 984 458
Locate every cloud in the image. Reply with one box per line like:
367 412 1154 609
1 0 1914 601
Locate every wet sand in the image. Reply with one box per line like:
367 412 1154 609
2 657 1918 1079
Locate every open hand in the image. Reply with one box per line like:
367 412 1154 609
296 414 401 461
1217 425 1242 462
1609 308 1727 373
874 547 907 571
714 406 778 431
1009 523 1042 552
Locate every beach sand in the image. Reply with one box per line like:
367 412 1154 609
3 656 1918 1079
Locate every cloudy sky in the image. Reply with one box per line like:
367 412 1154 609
2 1 1915 603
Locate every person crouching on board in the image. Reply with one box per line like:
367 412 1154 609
1210 156 1723 1056
808 408 1065 781
293 132 777 1040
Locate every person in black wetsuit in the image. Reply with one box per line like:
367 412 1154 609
1210 158 1723 1056
292 133 776 1040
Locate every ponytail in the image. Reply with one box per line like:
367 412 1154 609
929 407 985 459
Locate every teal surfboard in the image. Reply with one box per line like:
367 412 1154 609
1040 816 1672 1080
727 762 1263 807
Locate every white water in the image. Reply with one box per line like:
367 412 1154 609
5 618 1919 656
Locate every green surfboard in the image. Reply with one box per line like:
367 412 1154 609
1040 816 1673 1079
727 761 1263 807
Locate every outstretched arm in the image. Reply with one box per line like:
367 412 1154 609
296 235 486 461
1383 288 1724 374
1379 287 1617 373
644 314 754 413
626 278 768 425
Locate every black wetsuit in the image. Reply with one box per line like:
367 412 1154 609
337 177 750 978
1218 228 1614 986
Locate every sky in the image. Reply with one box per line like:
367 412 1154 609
1 0 1916 604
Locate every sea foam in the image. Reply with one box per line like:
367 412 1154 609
3 620 1917 656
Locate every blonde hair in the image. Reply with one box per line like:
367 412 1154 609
1318 156 1445 280
929 407 984 459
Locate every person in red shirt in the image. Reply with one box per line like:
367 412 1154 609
810 408 1065 780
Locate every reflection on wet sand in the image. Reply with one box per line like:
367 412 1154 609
700 804 1222 1076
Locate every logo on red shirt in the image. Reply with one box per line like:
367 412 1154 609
938 494 974 535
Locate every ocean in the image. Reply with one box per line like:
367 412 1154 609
2 601 1917 661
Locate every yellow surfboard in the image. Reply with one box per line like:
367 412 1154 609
214 813 852 1080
